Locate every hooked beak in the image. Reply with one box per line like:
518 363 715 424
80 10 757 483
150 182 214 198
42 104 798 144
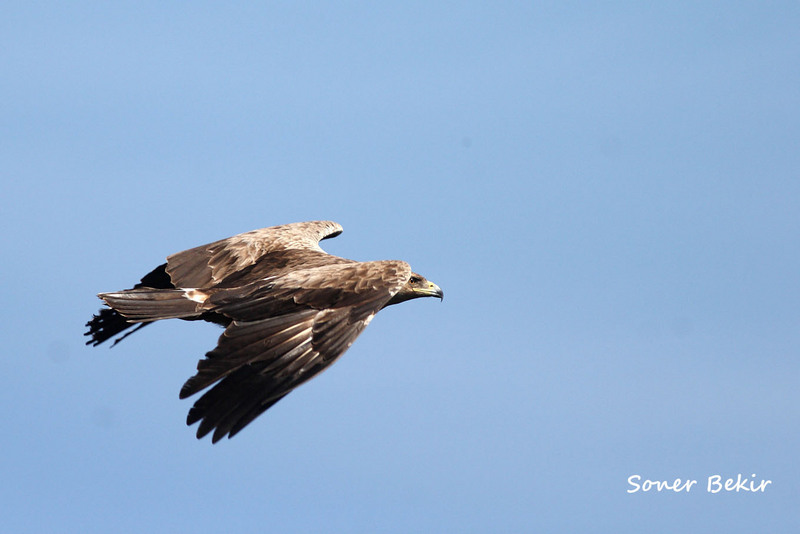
419 281 444 301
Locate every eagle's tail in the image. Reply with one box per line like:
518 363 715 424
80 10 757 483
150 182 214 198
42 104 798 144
85 289 204 346
98 289 203 322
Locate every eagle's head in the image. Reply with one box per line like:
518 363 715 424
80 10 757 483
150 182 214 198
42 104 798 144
384 272 443 307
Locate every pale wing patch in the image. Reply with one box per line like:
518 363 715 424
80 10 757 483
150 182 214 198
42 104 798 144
184 289 209 303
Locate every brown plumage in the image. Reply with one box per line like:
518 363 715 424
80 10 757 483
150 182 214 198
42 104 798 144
85 221 443 442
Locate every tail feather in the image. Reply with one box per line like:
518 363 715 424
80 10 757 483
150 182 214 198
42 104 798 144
99 289 203 322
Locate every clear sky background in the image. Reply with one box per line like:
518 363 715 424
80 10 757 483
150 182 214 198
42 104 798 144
2 2 799 532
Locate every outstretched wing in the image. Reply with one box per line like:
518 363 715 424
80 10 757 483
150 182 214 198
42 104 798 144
180 260 412 442
85 221 346 347
164 220 344 288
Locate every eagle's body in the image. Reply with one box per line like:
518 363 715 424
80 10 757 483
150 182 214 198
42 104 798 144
85 221 442 442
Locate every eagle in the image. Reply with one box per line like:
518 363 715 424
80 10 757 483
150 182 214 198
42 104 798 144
85 221 443 442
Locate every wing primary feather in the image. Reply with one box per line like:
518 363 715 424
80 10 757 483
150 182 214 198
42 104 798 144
179 310 317 399
226 394 289 439
212 350 320 441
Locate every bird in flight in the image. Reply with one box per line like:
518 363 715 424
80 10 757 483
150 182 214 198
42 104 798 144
85 221 443 442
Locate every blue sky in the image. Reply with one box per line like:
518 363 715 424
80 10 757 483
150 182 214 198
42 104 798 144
2 2 799 532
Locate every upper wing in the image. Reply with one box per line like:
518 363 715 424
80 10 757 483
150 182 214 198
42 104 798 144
164 220 344 288
180 260 412 442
